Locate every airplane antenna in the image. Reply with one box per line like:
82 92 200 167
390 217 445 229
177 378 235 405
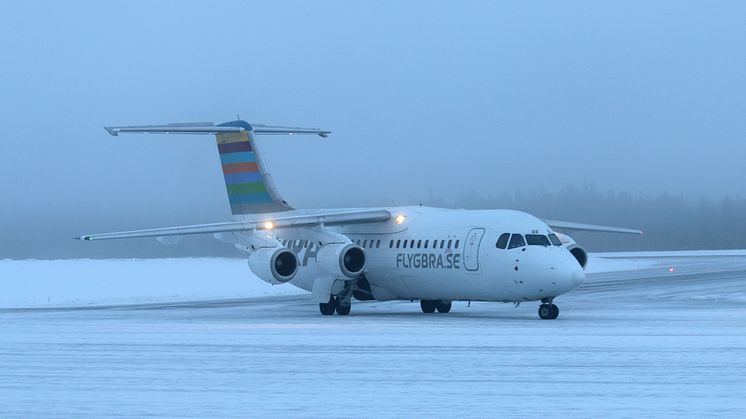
236 113 241 120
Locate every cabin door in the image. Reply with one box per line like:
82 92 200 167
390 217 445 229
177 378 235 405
463 228 485 271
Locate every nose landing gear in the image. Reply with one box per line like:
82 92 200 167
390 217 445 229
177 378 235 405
420 300 452 313
538 298 559 320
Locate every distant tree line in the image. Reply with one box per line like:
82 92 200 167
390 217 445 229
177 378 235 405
3 184 745 259
438 184 746 252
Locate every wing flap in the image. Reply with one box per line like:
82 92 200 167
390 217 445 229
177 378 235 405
80 210 391 241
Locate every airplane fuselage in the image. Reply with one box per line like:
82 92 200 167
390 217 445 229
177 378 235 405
272 206 585 303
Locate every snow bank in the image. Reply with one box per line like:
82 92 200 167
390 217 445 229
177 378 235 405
3 251 741 308
586 250 746 273
585 254 657 273
0 258 306 309
593 249 746 258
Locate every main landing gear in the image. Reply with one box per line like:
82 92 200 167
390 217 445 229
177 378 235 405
538 299 559 320
319 296 352 316
420 300 452 314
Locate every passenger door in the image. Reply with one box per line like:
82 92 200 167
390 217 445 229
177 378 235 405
463 228 485 271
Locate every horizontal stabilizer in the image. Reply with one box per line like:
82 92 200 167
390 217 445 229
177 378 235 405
544 219 642 235
104 122 330 137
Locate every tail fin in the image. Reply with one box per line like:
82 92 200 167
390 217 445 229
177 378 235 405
104 120 330 216
215 121 291 215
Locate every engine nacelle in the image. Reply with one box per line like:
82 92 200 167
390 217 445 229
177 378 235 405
316 243 366 279
248 247 299 285
554 233 588 270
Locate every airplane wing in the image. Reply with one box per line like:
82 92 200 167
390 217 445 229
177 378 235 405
544 219 642 235
79 210 391 241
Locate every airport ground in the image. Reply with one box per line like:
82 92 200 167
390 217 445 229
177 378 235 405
1 254 745 417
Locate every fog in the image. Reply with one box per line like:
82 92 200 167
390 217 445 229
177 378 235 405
1 1 744 258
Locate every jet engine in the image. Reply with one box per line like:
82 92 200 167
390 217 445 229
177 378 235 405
555 233 588 270
248 247 299 285
316 243 366 279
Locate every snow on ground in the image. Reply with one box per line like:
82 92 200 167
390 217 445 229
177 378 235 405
0 258 305 308
1 253 745 416
1 251 743 308
585 254 656 273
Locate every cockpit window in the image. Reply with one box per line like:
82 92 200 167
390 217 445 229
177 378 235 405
526 234 551 246
496 233 510 249
548 233 562 246
507 234 526 249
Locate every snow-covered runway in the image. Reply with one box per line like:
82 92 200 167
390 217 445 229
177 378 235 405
1 255 745 417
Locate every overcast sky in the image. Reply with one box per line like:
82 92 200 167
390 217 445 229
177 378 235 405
1 1 744 231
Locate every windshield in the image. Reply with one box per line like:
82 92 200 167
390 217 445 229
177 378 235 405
507 234 526 249
525 234 551 246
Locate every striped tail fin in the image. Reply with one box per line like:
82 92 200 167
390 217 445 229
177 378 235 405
216 122 291 215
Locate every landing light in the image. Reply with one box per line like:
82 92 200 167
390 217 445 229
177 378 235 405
395 214 406 225
263 221 274 230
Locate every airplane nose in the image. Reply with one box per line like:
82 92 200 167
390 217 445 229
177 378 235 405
571 269 585 286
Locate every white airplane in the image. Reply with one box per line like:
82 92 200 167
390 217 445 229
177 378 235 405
81 120 641 319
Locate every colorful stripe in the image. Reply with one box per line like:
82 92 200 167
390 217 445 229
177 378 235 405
226 182 268 195
220 151 256 165
218 141 251 154
224 172 263 184
216 132 250 144
222 162 259 174
229 192 274 204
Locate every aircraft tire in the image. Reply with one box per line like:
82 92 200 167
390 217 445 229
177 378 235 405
420 300 437 313
538 304 553 320
549 304 559 319
319 297 337 315
435 300 452 313
336 303 351 315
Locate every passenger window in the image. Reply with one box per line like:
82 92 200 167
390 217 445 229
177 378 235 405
525 234 551 246
548 233 562 246
447 239 452 248
417 240 422 248
389 240 394 248
396 240 401 248
508 234 526 249
376 240 381 248
440 240 445 249
424 240 429 249
403 240 408 249
362 240 367 248
455 240 460 249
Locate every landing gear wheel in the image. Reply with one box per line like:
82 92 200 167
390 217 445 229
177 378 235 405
319 297 337 316
335 303 351 315
549 304 559 319
420 300 436 313
435 300 452 313
538 303 559 320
